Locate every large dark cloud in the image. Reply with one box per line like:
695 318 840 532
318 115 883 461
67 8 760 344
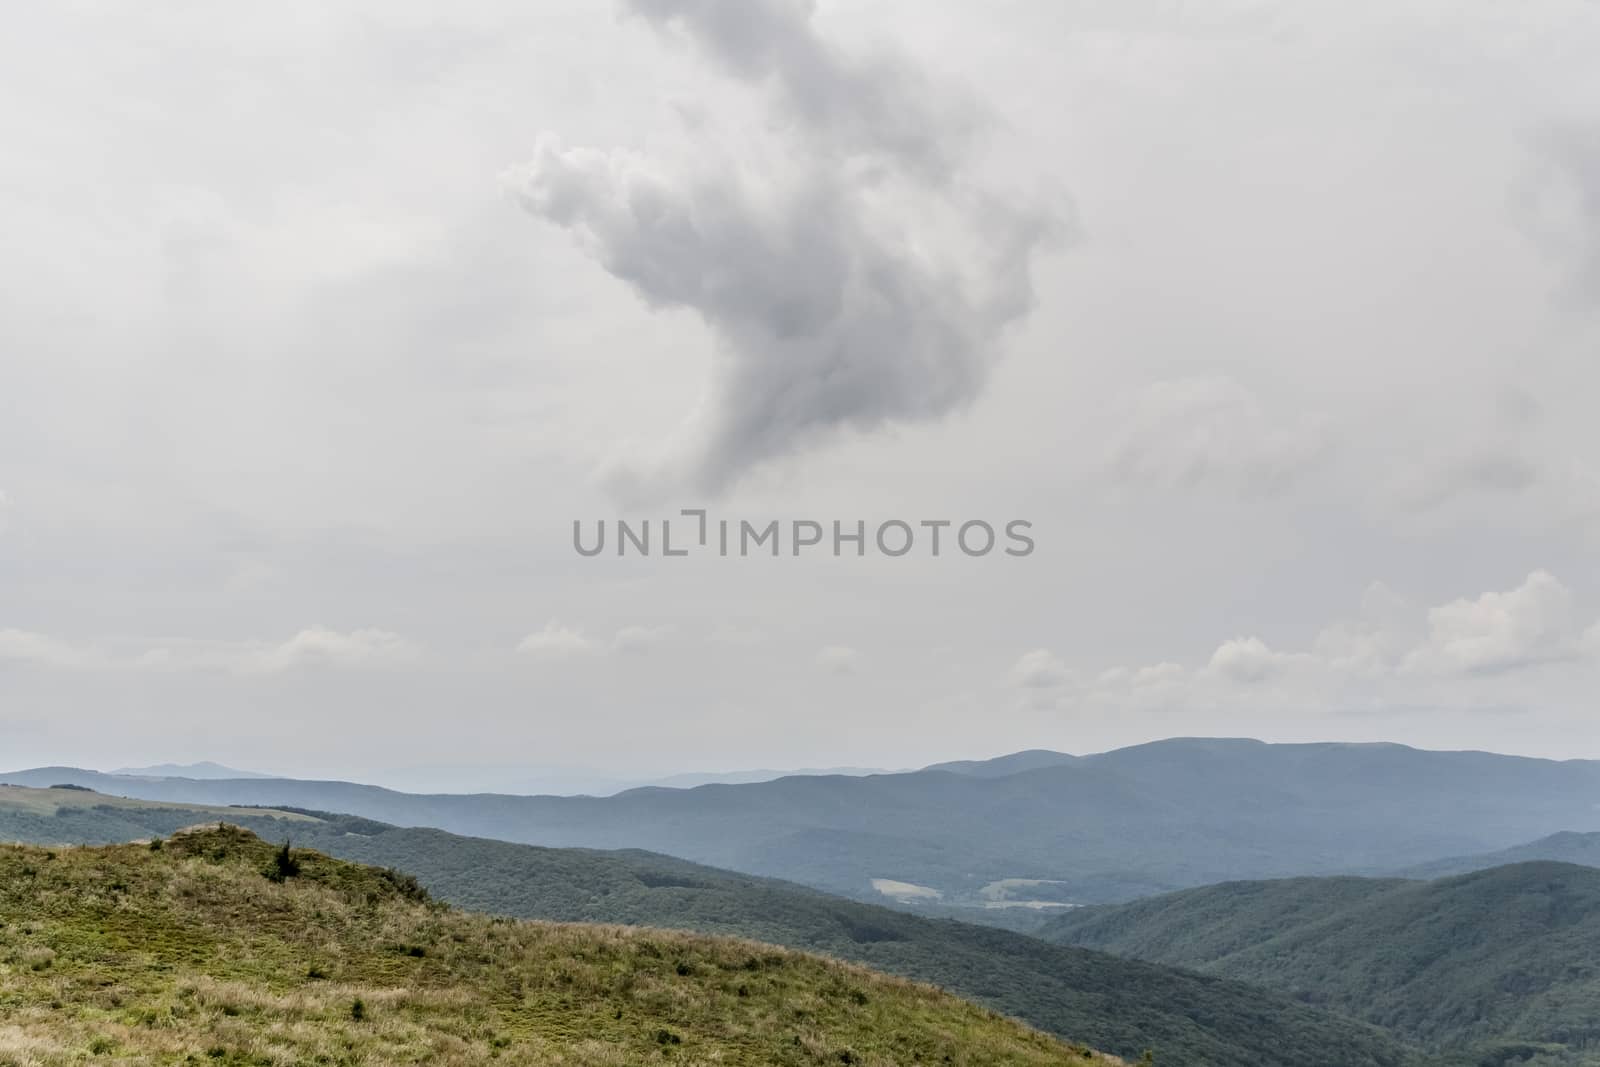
625 0 982 178
510 0 1064 494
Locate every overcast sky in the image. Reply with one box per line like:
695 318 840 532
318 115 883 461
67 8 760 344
3 0 1599 781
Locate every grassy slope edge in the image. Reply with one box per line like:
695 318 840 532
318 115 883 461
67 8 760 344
0 788 1420 1067
0 826 1113 1067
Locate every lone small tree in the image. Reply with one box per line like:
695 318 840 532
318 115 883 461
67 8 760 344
264 840 301 883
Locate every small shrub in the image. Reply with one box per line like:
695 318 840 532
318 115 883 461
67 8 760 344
263 841 301 883
377 867 430 904
350 998 366 1022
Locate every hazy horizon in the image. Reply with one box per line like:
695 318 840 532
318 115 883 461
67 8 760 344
12 733 1600 793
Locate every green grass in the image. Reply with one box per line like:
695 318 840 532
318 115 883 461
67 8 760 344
0 826 1114 1066
0 788 1421 1067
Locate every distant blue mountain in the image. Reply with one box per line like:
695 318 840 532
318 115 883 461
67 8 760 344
110 761 278 780
11 737 1600 906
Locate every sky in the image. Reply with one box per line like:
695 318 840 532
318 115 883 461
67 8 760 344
3 0 1599 781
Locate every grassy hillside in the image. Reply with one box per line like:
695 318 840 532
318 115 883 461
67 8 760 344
1041 864 1600 1064
0 786 1418 1067
10 738 1599 907
0 825 1114 1066
0 784 316 844
1036 875 1415 967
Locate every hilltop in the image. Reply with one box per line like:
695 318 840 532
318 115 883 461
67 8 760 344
1041 862 1600 1063
1391 830 1600 879
0 826 1112 1066
0 785 1417 1067
110 761 277 780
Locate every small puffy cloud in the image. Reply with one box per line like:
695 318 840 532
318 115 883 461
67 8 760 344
1204 636 1299 684
245 627 416 674
516 622 598 661
612 624 673 654
1129 661 1185 687
816 645 861 675
0 629 94 670
1008 648 1085 711
1108 377 1332 497
1404 570 1587 676
1009 648 1072 689
0 627 417 674
517 622 674 659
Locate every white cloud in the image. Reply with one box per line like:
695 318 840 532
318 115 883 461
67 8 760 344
612 624 673 654
1017 571 1600 719
1403 570 1588 676
243 627 416 674
1129 661 1185 687
1204 636 1301 684
516 622 677 660
1009 648 1072 689
0 627 417 674
516 623 599 661
0 629 94 670
1107 377 1332 497
816 645 861 675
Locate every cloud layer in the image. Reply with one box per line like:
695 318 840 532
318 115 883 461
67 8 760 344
0 627 416 675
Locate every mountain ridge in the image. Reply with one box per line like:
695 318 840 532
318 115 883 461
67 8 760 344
1040 861 1600 1062
9 738 1598 906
